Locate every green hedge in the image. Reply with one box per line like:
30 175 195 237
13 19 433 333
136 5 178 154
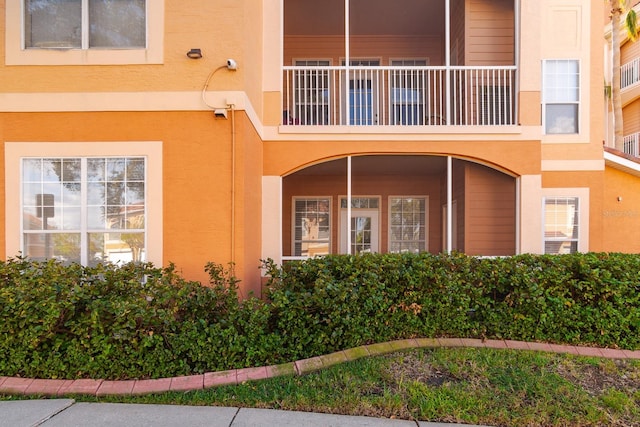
1 253 638 380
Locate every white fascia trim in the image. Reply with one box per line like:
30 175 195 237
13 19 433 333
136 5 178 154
0 91 246 112
604 151 640 176
5 141 163 266
0 91 267 140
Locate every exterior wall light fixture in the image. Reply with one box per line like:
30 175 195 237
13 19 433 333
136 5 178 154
187 48 203 59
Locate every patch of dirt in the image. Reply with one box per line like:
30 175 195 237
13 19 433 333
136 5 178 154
554 358 640 397
382 352 467 388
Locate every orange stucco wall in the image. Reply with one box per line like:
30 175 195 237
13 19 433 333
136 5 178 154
0 0 245 94
0 111 263 294
264 139 541 178
542 170 605 252
601 166 640 253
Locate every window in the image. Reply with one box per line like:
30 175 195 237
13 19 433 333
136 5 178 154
391 59 428 125
22 157 146 266
6 141 162 266
543 197 579 254
342 59 380 125
291 60 331 125
6 1 162 65
389 197 427 253
543 60 579 134
24 0 146 49
293 198 331 257
480 85 513 125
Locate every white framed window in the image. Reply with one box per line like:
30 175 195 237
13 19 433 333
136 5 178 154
390 59 428 125
292 197 331 257
389 196 428 253
6 1 163 65
339 197 380 255
341 59 381 125
6 142 163 266
291 60 331 125
542 59 579 134
543 196 579 254
24 0 146 50
22 157 145 266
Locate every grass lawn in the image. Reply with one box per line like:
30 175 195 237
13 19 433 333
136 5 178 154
69 348 640 427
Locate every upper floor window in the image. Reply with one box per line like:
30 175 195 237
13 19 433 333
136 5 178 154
24 0 146 50
543 60 579 134
6 0 161 64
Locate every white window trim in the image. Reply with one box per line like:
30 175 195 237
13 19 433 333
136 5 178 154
338 196 381 254
389 58 430 66
389 195 429 253
5 142 163 266
291 196 332 257
542 59 580 135
6 1 164 65
541 188 589 253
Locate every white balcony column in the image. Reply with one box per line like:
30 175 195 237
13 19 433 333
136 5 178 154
344 0 351 125
519 175 543 254
262 176 283 265
347 156 352 254
446 156 453 253
445 0 451 125
514 0 520 122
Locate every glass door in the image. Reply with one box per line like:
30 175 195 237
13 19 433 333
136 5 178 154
340 207 379 254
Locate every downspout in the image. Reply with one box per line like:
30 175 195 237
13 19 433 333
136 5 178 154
231 104 236 265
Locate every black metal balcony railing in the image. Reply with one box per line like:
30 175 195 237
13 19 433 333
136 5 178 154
283 65 517 127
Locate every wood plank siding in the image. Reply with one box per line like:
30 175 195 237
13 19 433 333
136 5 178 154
284 35 443 66
465 0 515 66
462 162 517 255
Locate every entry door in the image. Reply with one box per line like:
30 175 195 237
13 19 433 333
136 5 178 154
340 209 379 254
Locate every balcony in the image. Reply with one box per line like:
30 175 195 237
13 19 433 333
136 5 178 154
283 0 517 128
621 58 640 90
624 132 640 157
283 65 517 126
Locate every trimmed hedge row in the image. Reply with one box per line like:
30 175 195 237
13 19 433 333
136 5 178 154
1 252 638 380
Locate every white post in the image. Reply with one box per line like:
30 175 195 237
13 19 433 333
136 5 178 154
447 156 452 252
345 0 351 125
262 176 283 265
445 0 451 125
347 156 352 254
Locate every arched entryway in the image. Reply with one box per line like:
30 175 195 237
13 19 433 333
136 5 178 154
282 155 517 259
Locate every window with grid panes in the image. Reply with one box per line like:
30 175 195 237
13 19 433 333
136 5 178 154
292 60 331 125
543 60 579 134
390 59 428 125
543 197 579 254
22 157 146 266
293 198 330 256
389 197 426 253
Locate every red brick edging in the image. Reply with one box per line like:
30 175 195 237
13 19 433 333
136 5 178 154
1 339 638 397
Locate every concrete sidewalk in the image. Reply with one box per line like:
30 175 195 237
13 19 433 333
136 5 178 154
0 399 491 427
